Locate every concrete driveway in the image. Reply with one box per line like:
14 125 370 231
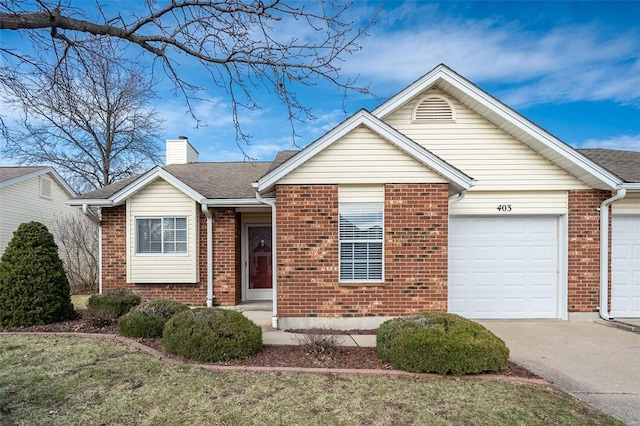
479 320 640 425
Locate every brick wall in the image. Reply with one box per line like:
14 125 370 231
276 183 449 318
567 189 610 312
211 208 241 305
100 205 240 306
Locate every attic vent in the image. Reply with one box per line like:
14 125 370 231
40 176 52 199
413 96 455 122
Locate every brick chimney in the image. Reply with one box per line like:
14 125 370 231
166 136 199 165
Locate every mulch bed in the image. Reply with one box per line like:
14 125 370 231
1 310 541 379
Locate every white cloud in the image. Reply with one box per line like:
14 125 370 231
341 8 640 107
576 134 640 151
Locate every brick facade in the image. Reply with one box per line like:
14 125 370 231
100 205 240 306
276 183 449 318
99 186 613 317
211 208 242 305
567 189 611 312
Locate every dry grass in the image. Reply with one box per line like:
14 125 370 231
70 294 92 310
0 335 624 426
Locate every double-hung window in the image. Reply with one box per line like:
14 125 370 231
136 217 187 254
339 203 383 281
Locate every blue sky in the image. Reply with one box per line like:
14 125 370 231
157 0 640 162
2 1 639 163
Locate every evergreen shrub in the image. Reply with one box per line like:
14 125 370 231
0 221 75 327
163 308 262 362
86 288 141 322
118 299 189 338
376 312 509 375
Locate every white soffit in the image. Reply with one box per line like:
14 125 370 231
373 64 622 190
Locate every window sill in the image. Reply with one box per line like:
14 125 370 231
339 281 385 288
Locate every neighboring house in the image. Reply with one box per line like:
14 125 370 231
0 167 99 289
69 64 640 329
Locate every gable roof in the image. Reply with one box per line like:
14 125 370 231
254 109 474 194
70 162 272 206
0 166 76 197
578 149 640 183
372 64 623 190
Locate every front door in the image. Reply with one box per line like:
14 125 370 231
244 225 273 300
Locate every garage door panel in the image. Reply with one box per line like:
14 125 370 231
449 216 559 319
611 215 640 318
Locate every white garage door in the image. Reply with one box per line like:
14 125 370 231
611 215 640 318
449 217 559 319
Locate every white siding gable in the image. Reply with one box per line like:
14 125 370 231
126 178 199 283
279 126 448 185
0 172 88 256
384 90 590 191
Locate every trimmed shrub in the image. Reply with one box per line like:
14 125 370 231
118 299 189 338
0 221 75 327
86 288 141 322
163 308 262 362
376 312 509 375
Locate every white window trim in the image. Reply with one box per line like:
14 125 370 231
135 216 189 256
338 202 385 283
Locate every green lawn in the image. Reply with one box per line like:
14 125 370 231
70 294 93 310
0 335 623 426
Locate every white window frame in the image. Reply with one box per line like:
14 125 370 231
135 216 188 256
338 202 384 282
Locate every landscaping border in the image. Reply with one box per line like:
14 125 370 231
1 331 553 388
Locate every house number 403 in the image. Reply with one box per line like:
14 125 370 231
496 204 512 212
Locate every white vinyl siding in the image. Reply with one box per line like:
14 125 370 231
612 193 640 214
338 185 384 203
339 202 384 282
0 173 92 258
450 191 568 215
127 178 198 283
279 126 448 185
384 89 590 191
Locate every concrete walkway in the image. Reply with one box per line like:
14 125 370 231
479 320 640 426
238 307 376 347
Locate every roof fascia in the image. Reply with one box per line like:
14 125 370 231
203 198 264 206
372 64 622 190
67 199 114 207
0 167 77 197
110 167 206 205
255 109 473 193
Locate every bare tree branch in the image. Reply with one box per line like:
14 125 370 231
1 39 163 192
0 0 381 155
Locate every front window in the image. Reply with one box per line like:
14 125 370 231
339 203 383 281
136 217 187 254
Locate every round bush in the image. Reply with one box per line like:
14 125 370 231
118 299 189 338
163 308 262 362
376 312 509 375
87 288 141 320
0 221 75 327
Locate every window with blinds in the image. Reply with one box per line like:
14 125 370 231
136 217 187 254
338 203 383 281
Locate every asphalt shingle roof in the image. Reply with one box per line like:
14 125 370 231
578 149 640 183
74 162 272 200
0 167 47 183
